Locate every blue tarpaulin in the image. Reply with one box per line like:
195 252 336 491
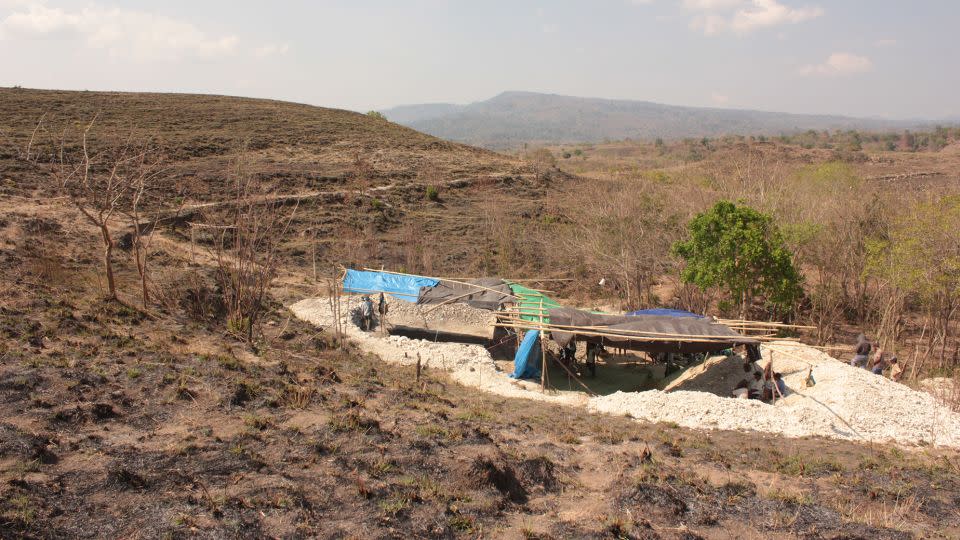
509 330 542 380
627 308 705 318
342 269 439 302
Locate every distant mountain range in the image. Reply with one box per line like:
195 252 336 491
381 91 922 148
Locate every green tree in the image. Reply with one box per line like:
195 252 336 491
366 110 387 120
866 196 960 372
672 201 802 317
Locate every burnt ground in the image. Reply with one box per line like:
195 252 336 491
1 193 959 539
1 88 959 538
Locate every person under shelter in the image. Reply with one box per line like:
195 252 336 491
360 296 374 331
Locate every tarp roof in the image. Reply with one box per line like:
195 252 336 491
548 307 757 354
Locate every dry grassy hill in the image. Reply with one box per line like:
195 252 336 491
1 89 959 538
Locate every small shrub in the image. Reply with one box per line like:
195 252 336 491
425 186 440 201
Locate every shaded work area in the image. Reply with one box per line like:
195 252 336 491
342 268 769 395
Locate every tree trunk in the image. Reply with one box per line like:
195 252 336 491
133 239 149 308
100 224 116 299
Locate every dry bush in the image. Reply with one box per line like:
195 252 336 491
153 268 225 323
210 152 299 343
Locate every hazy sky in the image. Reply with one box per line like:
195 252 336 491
1 0 957 119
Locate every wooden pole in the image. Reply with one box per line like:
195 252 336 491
493 315 785 342
540 296 547 392
422 288 484 314
361 267 519 299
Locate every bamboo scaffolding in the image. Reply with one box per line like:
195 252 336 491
716 319 816 330
494 312 787 341
494 323 783 345
493 322 750 345
422 289 483 314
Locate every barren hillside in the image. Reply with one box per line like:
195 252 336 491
1 89 959 538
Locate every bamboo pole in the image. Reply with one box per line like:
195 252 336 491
494 321 786 346
716 319 816 330
422 289 483 314
493 322 746 344
762 343 814 367
361 267 519 299
540 296 547 392
493 314 787 342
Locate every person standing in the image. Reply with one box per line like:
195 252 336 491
851 334 871 368
870 348 886 375
888 357 904 382
360 296 374 331
377 292 388 334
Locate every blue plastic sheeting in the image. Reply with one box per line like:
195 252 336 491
509 330 542 380
342 269 439 302
627 308 705 318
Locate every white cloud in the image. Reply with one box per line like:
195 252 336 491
0 1 238 60
799 52 872 76
684 0 823 35
690 14 727 34
710 92 730 105
254 42 291 59
682 0 743 10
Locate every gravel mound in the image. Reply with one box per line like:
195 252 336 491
290 296 960 447
383 298 494 328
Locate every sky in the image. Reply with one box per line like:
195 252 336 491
0 0 957 119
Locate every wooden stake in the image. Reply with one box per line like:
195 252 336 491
540 296 546 392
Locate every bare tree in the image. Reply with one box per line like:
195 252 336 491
527 147 557 181
125 156 183 309
213 152 299 343
56 117 144 300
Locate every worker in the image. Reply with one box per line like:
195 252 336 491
360 295 374 331
560 341 577 370
748 371 764 400
731 380 749 399
870 349 886 375
888 356 903 382
773 372 787 398
585 342 600 377
851 334 871 368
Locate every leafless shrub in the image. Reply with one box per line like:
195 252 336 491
55 116 164 300
211 151 298 343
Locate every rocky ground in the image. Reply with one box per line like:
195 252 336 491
2 202 959 539
291 296 960 448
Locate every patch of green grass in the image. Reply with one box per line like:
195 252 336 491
775 453 844 477
414 423 463 442
378 494 410 516
3 495 35 525
208 354 243 371
328 412 379 433
126 367 142 379
447 513 475 533
454 407 494 422
767 488 814 506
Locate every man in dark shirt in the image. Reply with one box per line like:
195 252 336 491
851 334 871 368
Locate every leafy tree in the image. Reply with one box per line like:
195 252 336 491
366 110 387 121
672 201 802 317
866 196 960 371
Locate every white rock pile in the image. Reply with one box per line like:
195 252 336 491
290 296 960 447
